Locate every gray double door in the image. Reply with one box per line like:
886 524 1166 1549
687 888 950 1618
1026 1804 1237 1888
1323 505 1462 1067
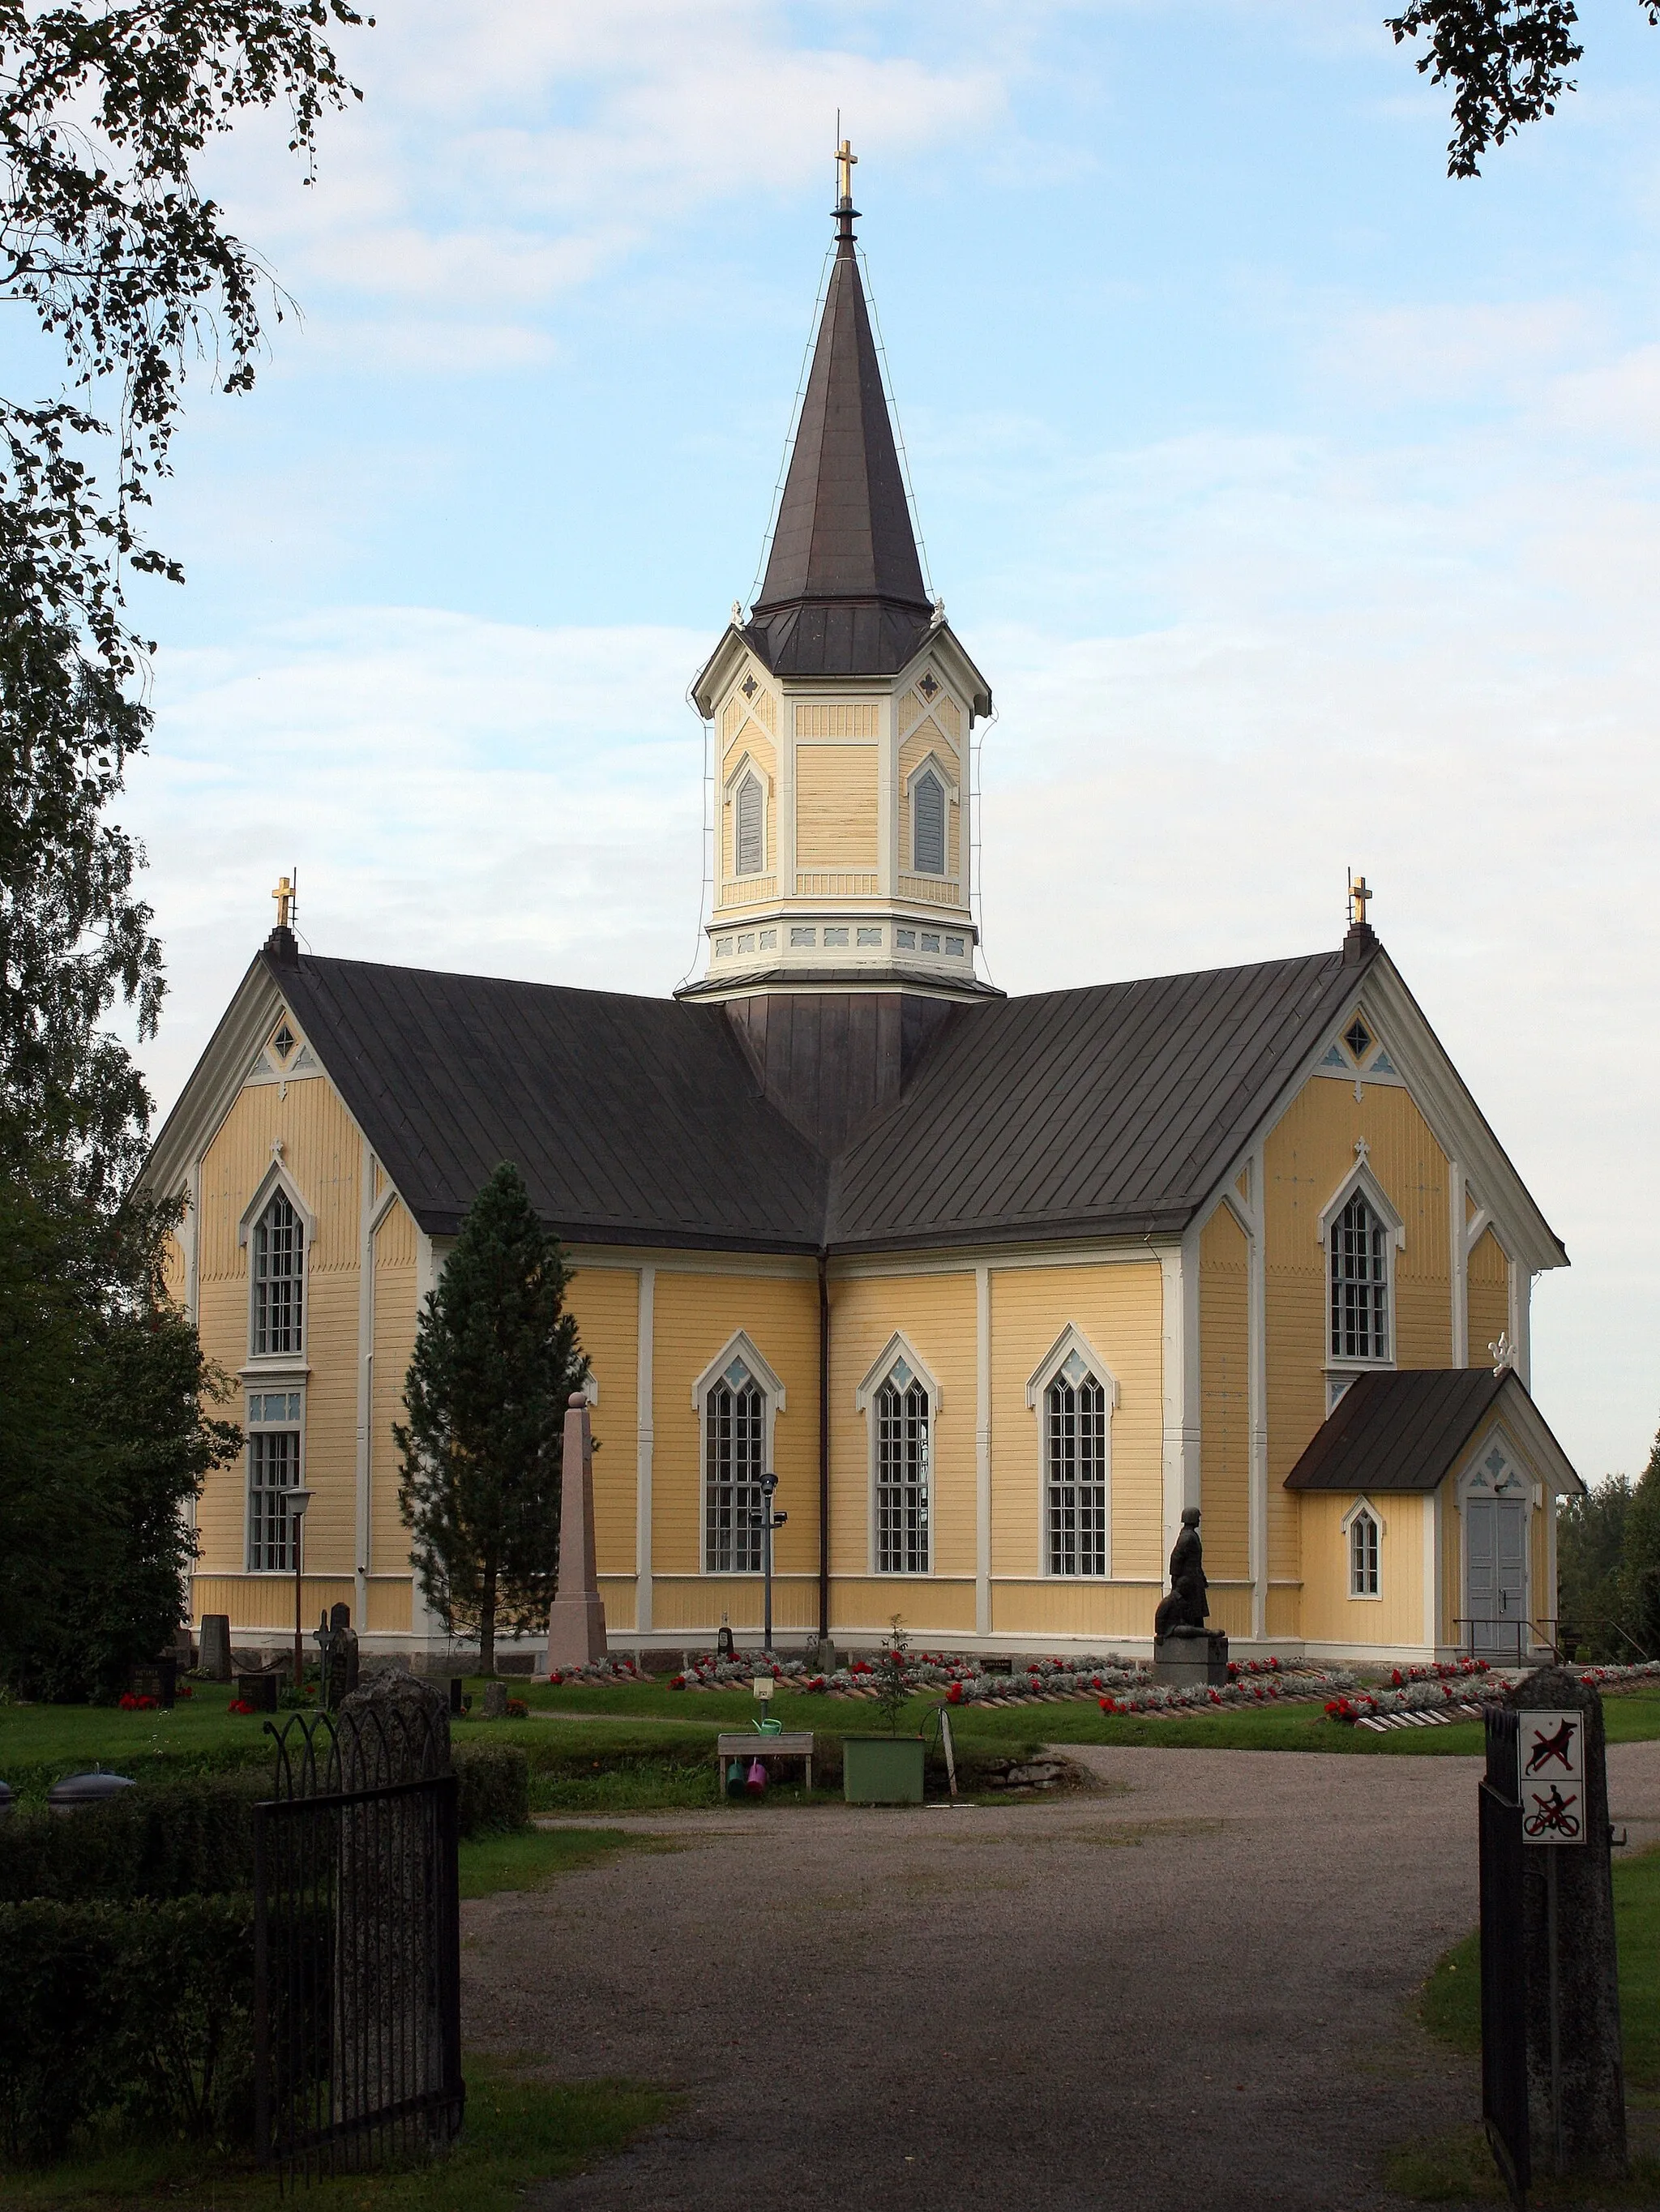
1465 1496 1529 1657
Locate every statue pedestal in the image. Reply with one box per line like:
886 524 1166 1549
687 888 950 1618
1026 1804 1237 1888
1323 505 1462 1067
1153 1630 1230 1688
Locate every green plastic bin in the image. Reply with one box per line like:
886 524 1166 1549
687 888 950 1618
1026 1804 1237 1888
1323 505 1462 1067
842 1734 926 1804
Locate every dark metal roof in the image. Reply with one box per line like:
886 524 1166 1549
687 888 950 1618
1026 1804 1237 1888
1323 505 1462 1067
826 949 1366 1252
742 225 934 680
1284 1368 1511 1492
270 956 827 1250
265 942 1378 1259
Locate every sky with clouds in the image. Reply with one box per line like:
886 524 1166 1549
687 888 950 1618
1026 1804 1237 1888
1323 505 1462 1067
89 0 1660 1485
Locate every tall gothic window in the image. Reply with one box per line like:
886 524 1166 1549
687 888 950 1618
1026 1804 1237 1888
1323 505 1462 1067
253 1191 304 1356
912 770 945 875
1350 1505 1381 1598
704 1358 765 1572
1046 1351 1108 1576
1330 1191 1388 1361
876 1361 931 1574
735 772 764 876
247 1390 302 1570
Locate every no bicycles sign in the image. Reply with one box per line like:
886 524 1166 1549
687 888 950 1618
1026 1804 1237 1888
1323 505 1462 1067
1517 1709 1586 1846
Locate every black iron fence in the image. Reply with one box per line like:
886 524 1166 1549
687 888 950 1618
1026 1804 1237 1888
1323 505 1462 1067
253 1704 464 2183
1480 1705 1529 2207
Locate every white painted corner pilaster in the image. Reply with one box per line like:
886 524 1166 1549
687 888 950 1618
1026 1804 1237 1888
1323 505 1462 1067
1448 1160 1469 1367
635 1264 656 1632
1237 1152 1269 1643
1423 1487 1443 1652
1159 1234 1201 1568
976 1263 991 1637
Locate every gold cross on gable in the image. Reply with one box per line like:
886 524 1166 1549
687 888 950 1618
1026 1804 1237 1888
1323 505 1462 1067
272 874 294 931
1349 873 1372 928
836 137 857 203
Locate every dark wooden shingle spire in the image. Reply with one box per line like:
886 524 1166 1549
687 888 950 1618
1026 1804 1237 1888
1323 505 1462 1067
743 172 934 678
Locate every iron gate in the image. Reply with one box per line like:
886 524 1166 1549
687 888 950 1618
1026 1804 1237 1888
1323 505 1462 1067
1480 1705 1529 2207
254 1705 464 2181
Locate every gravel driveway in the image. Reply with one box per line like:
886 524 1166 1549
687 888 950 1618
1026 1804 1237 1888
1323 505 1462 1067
462 1739 1660 2212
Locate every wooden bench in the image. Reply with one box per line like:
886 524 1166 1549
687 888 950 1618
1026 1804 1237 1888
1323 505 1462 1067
716 1731 815 1794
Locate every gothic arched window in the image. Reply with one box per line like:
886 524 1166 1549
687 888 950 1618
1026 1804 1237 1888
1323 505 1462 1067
912 769 945 876
252 1190 304 1356
704 1358 766 1572
1046 1351 1108 1577
1330 1191 1389 1361
876 1362 931 1574
1349 1504 1381 1598
735 772 764 877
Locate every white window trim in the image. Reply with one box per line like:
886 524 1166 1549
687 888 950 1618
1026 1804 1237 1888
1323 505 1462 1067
1317 1159 1404 1374
692 1329 785 1575
240 1161 314 1367
1025 1324 1119 1580
245 1386 306 1574
856 1332 941 1577
723 751 771 882
1341 1495 1384 1601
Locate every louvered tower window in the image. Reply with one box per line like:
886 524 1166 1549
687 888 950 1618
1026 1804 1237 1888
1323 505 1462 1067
876 1362 931 1573
704 1359 765 1572
253 1192 304 1356
1330 1192 1389 1360
735 772 763 876
912 770 945 875
1046 1351 1108 1576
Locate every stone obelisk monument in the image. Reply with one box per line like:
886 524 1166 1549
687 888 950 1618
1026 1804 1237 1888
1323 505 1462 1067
546 1391 608 1671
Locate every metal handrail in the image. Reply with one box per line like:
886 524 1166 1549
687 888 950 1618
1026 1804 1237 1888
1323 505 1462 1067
1455 1615 1559 1664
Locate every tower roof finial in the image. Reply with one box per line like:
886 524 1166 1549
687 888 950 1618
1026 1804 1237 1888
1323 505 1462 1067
834 127 858 249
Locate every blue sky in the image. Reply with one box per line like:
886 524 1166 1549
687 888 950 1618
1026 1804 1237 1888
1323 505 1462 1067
79 0 1660 1483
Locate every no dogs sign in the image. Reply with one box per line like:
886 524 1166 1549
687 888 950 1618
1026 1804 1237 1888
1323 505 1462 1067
1517 1710 1586 1846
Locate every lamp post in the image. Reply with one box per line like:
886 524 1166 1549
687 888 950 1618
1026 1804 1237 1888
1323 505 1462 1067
749 1473 787 1655
289 1487 314 1692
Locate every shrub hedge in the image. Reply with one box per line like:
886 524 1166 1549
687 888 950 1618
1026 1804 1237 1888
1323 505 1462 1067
0 1746 531 1902
0 1895 255 2163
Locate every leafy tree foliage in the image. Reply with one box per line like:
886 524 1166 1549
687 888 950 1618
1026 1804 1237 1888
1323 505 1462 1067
1557 1472 1635 1660
1388 2 1660 178
396 1164 588 1677
0 1180 241 1699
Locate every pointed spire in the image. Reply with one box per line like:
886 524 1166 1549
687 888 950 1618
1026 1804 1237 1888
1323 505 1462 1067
744 140 933 678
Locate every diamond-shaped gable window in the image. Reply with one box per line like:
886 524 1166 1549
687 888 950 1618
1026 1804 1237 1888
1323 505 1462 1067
724 1358 751 1390
1344 1018 1372 1061
741 674 757 700
272 1022 296 1061
918 672 939 700
890 1358 913 1389
1060 1350 1091 1388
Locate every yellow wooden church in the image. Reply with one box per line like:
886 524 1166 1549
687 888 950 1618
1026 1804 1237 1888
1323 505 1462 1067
143 157 1582 1668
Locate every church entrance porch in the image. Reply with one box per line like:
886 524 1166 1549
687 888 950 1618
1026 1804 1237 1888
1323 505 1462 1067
1463 1491 1530 1660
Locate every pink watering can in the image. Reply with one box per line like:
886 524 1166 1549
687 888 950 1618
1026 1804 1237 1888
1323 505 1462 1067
745 1758 768 1795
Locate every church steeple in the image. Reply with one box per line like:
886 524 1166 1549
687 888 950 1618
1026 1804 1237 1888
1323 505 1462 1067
685 144 995 1016
745 147 935 679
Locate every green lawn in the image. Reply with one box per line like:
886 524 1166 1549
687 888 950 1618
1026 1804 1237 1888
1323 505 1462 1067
7 1682 1660 1814
2 2058 674 2212
458 1824 684 1898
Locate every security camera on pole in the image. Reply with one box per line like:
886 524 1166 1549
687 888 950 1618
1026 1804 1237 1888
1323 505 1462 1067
748 1473 787 1655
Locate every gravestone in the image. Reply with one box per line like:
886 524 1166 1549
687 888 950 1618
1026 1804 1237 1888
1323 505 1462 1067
481 1681 509 1720
1510 1668 1626 2180
237 1671 280 1712
1153 1506 1230 1685
545 1393 608 1669
199 1615 233 1679
314 1602 361 1710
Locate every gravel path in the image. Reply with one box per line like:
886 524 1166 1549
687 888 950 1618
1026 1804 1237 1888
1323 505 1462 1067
460 1739 1660 2211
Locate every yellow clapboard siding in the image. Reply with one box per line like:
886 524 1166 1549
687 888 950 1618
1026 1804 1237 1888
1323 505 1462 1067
297 1270 360 1575
827 1271 977 1578
899 717 959 785
597 1576 636 1632
1299 1493 1427 1648
650 1273 819 1579
723 720 776 784
652 1576 819 1634
990 1581 1161 1641
795 702 878 738
988 1260 1164 1584
795 744 878 871
1199 1206 1250 1581
367 1579 413 1635
832 1578 975 1635
199 1075 363 1280
1266 1586 1301 1641
191 1575 354 1633
563 1259 640 1580
1468 1227 1509 1367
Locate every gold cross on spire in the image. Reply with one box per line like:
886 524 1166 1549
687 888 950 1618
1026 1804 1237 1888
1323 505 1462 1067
1348 872 1372 929
836 135 857 204
272 873 295 931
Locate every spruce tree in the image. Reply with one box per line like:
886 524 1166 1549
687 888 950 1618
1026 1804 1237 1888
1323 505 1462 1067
396 1162 587 1676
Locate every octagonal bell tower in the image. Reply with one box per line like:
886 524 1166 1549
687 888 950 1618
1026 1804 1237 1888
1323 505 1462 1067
682 143 997 1046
